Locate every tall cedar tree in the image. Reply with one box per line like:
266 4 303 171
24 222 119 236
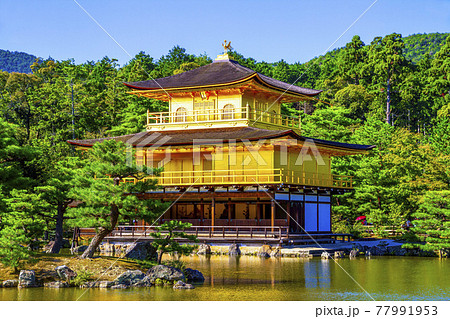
67 139 167 258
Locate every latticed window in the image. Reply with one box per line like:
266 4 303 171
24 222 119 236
194 101 214 120
174 107 187 122
222 104 235 120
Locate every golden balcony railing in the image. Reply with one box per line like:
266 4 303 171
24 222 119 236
121 169 353 189
146 106 301 130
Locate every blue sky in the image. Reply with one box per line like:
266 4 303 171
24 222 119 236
1 0 449 65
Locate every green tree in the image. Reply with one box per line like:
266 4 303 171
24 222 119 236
408 190 450 257
365 33 408 125
150 220 198 264
67 139 167 258
0 226 31 273
340 35 367 85
0 119 36 205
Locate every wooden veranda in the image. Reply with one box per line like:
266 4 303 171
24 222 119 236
76 225 353 246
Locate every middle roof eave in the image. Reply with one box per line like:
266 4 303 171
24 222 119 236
67 126 375 151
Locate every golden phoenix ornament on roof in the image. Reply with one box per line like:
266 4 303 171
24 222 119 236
222 40 232 53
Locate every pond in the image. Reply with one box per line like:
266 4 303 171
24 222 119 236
1 256 448 301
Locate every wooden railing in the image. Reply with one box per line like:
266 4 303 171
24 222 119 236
79 225 290 240
146 106 301 130
121 169 353 189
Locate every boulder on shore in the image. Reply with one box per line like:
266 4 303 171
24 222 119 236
113 270 145 286
173 280 194 289
56 265 77 282
146 265 185 283
124 242 157 261
18 270 37 288
184 268 205 282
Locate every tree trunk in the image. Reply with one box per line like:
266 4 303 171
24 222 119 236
80 204 120 259
386 78 391 125
49 203 65 254
157 249 164 264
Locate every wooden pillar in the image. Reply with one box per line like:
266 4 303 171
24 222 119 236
200 198 204 220
211 196 215 232
271 199 275 232
175 204 179 220
256 198 261 226
227 198 231 222
193 202 197 219
286 200 291 231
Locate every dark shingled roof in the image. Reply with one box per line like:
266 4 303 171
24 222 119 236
124 59 322 97
67 127 375 151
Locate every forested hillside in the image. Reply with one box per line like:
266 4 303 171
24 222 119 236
0 49 38 73
403 32 450 63
1 32 449 261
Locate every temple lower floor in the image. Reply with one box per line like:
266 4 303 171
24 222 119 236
137 189 335 233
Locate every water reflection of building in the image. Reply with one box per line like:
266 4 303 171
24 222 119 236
304 260 331 289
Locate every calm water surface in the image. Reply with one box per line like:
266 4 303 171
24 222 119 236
1 256 448 301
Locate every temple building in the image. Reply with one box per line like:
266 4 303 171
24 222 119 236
69 43 374 243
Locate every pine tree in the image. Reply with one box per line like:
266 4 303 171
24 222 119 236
67 139 167 258
150 220 198 264
409 190 450 257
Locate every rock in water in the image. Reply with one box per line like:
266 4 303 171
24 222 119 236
98 281 115 288
334 251 345 258
131 277 153 288
146 265 185 283
197 243 211 255
99 243 115 255
114 270 145 286
297 251 312 258
44 281 69 288
124 242 158 261
349 249 358 258
18 270 37 288
110 284 128 289
228 244 241 256
270 247 282 257
173 280 194 289
2 280 19 288
321 252 331 259
257 245 272 258
55 265 77 281
184 268 205 282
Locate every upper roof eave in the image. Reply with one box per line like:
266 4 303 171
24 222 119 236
123 60 322 97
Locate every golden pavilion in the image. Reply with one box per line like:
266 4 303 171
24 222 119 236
69 44 374 244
